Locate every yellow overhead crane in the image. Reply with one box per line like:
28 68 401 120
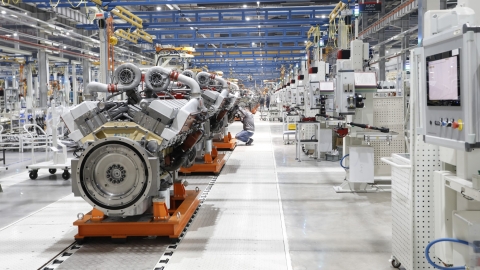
110 6 143 29
329 1 347 23
89 0 154 44
115 29 139 44
0 56 26 64
156 45 195 55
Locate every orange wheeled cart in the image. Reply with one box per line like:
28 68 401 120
73 181 200 242
213 132 237 150
179 146 226 174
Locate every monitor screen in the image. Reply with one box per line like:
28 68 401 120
426 50 460 106
319 82 334 91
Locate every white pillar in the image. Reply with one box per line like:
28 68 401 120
26 63 33 109
64 64 70 106
72 61 78 105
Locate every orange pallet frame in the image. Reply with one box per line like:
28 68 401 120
74 182 200 242
179 146 226 174
213 132 237 150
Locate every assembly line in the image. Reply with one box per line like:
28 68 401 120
1 0 480 270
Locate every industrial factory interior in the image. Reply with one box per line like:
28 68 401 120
2 0 480 269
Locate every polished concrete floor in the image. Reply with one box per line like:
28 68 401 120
0 117 393 270
269 123 392 270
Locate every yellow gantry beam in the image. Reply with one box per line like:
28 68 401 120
115 29 138 44
329 1 346 23
133 29 154 43
111 6 143 29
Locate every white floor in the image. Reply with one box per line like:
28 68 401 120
0 116 393 270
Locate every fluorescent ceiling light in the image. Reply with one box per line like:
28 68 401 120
1 11 6 14
243 4 247 8
156 6 161 11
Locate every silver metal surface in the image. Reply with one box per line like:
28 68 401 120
75 137 155 216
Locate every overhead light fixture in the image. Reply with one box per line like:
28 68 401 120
66 32 70 35
157 6 161 11
11 15 17 18
257 25 260 28
1 11 6 14
252 42 255 45
63 46 66 49
243 4 247 8
304 40 307 43
13 32 17 36
322 15 326 19
257 1 260 4
246 17 250 21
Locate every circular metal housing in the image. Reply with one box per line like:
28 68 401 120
145 67 171 92
117 67 135 85
196 73 211 87
76 137 153 216
114 63 142 89
182 70 196 79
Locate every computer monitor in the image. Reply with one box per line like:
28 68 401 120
426 49 461 106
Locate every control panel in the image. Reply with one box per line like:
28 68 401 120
335 69 356 115
419 24 480 150
296 76 305 106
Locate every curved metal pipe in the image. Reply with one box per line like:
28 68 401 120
149 66 201 98
229 82 239 92
212 75 228 90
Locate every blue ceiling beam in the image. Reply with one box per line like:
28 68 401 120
155 36 305 44
126 6 333 16
77 18 328 29
194 46 305 51
194 61 299 67
147 27 311 36
194 50 302 55
27 0 344 8
143 46 305 53
202 62 290 66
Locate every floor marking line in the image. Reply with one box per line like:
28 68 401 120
0 193 73 232
269 121 293 270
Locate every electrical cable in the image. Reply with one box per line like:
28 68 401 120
67 0 85 8
340 154 349 169
425 238 469 270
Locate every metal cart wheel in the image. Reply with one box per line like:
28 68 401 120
62 170 71 180
29 170 38 180
49 169 57 174
391 259 401 268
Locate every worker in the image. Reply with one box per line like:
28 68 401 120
259 95 265 110
235 106 255 145
266 94 270 110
